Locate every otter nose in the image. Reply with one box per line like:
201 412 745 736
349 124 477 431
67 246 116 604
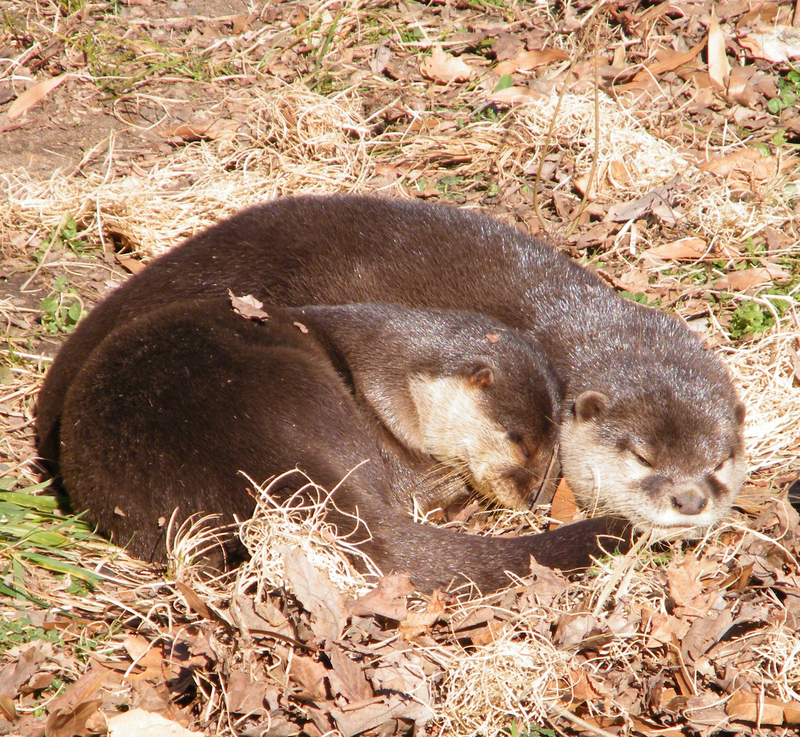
671 491 708 516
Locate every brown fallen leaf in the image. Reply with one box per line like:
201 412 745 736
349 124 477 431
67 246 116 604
421 47 474 83
107 707 200 736
726 690 800 725
0 646 43 700
370 41 391 75
727 64 762 107
176 581 213 620
288 654 328 701
707 7 730 90
494 48 569 75
347 573 414 620
738 26 800 63
549 478 578 527
666 556 704 606
229 291 269 321
329 694 434 737
714 265 791 291
643 238 707 261
553 612 597 649
607 175 681 223
226 668 268 716
163 119 239 143
8 74 66 119
46 699 103 737
283 548 347 642
700 148 781 182
632 40 704 82
486 86 543 105
0 695 16 722
399 590 445 639
327 645 373 703
115 254 146 275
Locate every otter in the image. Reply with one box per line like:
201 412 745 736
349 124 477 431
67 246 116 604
59 297 621 592
291 302 562 513
36 195 745 585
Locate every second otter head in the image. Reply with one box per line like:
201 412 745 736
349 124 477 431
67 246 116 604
407 336 562 510
559 356 747 532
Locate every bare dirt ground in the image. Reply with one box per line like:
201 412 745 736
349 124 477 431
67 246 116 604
1 1 800 736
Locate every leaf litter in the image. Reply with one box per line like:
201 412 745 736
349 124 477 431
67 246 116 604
1 0 800 735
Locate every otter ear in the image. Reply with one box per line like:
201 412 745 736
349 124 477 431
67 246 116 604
734 400 746 426
467 365 495 389
574 390 608 422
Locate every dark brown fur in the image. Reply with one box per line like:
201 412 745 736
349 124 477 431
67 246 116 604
59 298 611 592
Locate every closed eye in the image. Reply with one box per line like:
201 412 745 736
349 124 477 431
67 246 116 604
509 433 531 460
714 449 735 473
630 449 652 468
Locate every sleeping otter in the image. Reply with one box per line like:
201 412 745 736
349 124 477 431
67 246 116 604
37 195 745 587
59 297 619 592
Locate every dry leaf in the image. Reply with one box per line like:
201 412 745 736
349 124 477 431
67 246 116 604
347 574 413 620
115 255 146 275
714 265 790 291
738 26 800 63
726 691 800 725
107 708 199 736
633 40 704 81
700 148 780 182
176 582 212 619
608 175 681 222
327 645 373 703
330 694 434 737
8 74 66 119
487 86 542 105
643 238 707 261
229 291 269 321
0 695 16 722
494 48 569 75
667 556 704 606
226 669 267 716
727 65 762 107
707 8 730 90
370 41 391 74
553 612 596 649
288 654 328 701
46 699 103 737
283 548 347 641
399 591 445 639
549 478 578 528
421 48 474 83
0 646 42 699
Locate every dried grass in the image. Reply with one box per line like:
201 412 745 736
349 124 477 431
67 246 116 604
236 469 379 600
723 315 800 474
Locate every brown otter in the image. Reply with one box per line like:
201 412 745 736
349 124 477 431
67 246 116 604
37 195 745 584
58 297 620 592
291 302 561 513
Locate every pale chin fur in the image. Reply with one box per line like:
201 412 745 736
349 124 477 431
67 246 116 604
559 418 743 531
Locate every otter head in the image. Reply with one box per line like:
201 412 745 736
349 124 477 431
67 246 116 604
407 353 561 510
559 371 747 531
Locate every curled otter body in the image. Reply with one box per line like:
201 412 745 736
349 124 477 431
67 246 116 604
60 298 593 592
38 195 745 585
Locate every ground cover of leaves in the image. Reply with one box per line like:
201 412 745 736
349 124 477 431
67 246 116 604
1 0 800 735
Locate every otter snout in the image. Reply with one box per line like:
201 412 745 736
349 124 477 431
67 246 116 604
670 487 709 516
